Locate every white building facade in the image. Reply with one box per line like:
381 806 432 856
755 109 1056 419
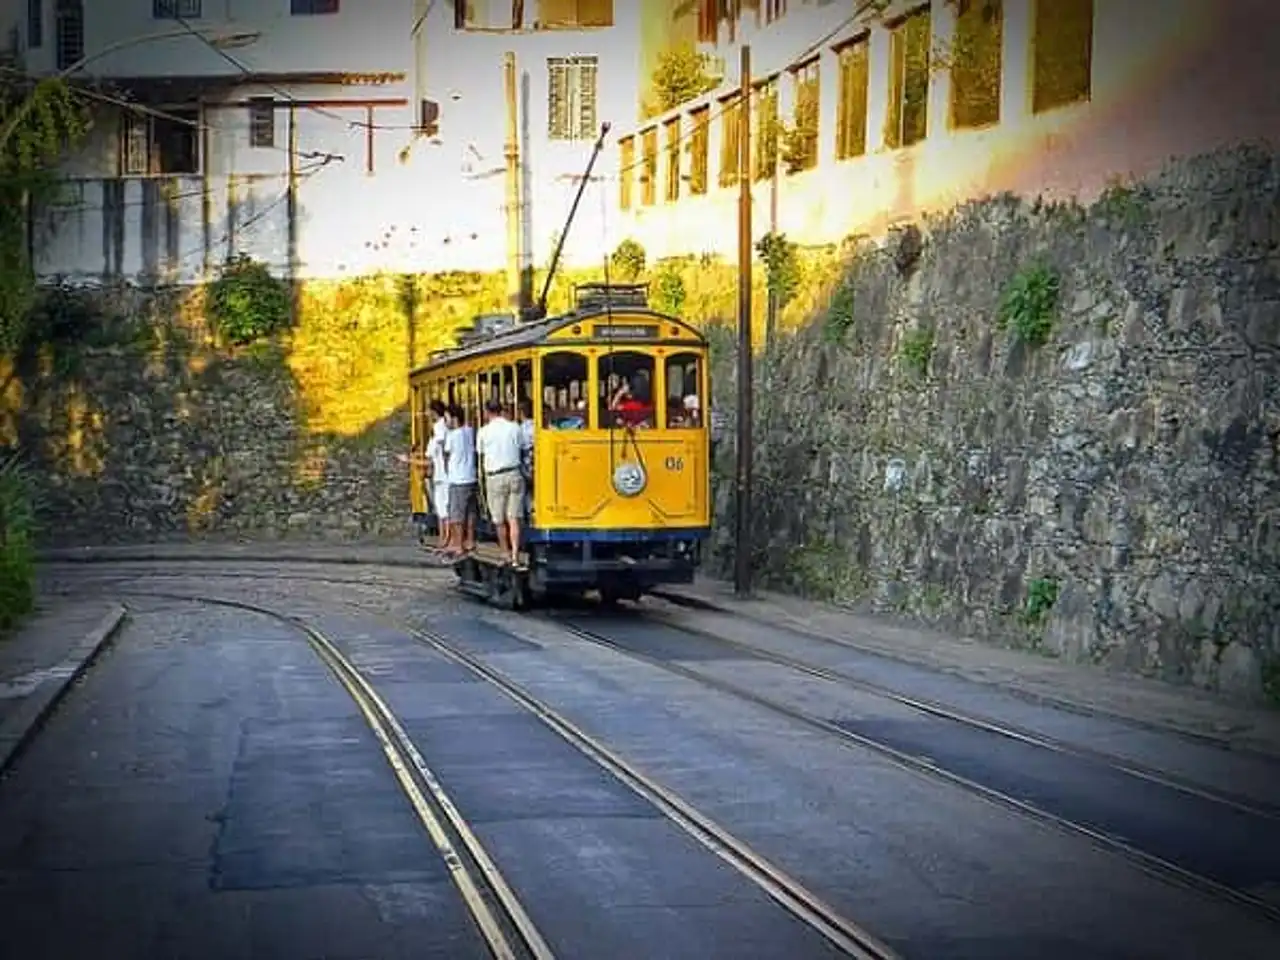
6 0 429 284
411 0 647 277
615 0 1280 260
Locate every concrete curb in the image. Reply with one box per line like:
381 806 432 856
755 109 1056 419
38 548 439 570
0 604 129 775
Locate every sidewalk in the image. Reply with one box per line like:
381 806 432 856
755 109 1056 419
659 578 1280 759
40 540 438 569
0 598 127 773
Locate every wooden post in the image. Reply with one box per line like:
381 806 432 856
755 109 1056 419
503 51 522 311
734 44 754 599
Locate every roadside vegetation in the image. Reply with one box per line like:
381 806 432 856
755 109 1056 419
0 69 89 634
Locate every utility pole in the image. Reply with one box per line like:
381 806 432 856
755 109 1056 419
734 45 754 599
503 51 523 312
766 114 779 349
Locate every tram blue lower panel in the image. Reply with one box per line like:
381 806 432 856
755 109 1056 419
524 527 710 544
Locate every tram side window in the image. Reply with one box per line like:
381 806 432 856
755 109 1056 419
599 350 656 429
665 352 702 428
541 351 589 429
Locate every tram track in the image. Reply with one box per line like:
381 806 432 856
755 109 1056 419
45 563 1280 935
103 581 897 960
650 588 1280 761
543 613 1280 929
123 590 554 960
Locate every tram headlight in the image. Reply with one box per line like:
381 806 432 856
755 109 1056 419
612 462 646 497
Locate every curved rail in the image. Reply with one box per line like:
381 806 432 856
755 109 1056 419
549 616 1280 928
100 576 897 958
397 617 899 960
119 590 556 960
651 589 1280 763
636 610 1280 822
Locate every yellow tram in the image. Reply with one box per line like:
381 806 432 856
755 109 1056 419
407 282 711 608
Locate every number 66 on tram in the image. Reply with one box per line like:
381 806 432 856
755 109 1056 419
406 282 711 608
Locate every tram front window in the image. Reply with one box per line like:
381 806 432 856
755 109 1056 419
599 351 655 429
541 351 588 429
665 352 702 428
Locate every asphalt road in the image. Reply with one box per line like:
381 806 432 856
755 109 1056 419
3 562 1279 959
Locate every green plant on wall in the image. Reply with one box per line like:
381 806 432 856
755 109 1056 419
1021 576 1060 626
610 238 646 281
998 262 1059 346
648 43 719 115
0 452 38 634
206 254 292 346
756 231 801 308
899 328 934 377
651 265 686 315
1 76 90 357
823 281 856 343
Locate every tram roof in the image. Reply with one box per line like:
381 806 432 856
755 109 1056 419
408 305 705 377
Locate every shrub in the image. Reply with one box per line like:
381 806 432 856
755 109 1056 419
998 262 1059 346
0 452 38 634
900 328 934 377
610 239 646 281
756 232 801 308
649 44 719 114
651 266 686 315
206 254 292 346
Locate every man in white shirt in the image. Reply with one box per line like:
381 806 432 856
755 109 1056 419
443 405 478 556
424 399 450 550
476 399 528 566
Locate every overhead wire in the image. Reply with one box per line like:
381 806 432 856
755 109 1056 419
172 13 423 132
614 0 889 181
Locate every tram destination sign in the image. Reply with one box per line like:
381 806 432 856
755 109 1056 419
592 323 659 340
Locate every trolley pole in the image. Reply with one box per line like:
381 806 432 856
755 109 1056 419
733 45 754 598
503 51 523 312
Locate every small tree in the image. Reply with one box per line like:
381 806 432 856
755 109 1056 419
0 75 89 357
650 44 718 114
610 239 646 281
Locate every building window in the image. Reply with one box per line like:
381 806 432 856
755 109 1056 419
538 0 613 28
1032 0 1092 113
27 0 42 47
786 58 819 174
663 117 681 202
619 136 634 209
548 56 598 141
454 0 518 29
950 0 1002 129
249 98 274 148
835 37 869 160
697 0 717 43
885 6 930 149
688 105 709 195
718 93 741 188
119 108 200 176
753 78 778 182
763 0 788 26
291 0 339 14
54 0 84 71
153 0 201 17
640 127 658 206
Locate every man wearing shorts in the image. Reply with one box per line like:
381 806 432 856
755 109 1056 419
443 405 478 556
476 399 526 566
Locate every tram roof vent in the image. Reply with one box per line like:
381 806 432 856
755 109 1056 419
454 311 518 346
574 282 649 312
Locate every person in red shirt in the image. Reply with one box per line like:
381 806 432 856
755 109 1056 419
609 376 652 428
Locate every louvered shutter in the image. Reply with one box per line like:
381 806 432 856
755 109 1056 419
576 58 597 139
548 59 569 139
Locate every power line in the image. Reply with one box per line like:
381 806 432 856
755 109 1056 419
173 14 422 132
615 0 886 181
